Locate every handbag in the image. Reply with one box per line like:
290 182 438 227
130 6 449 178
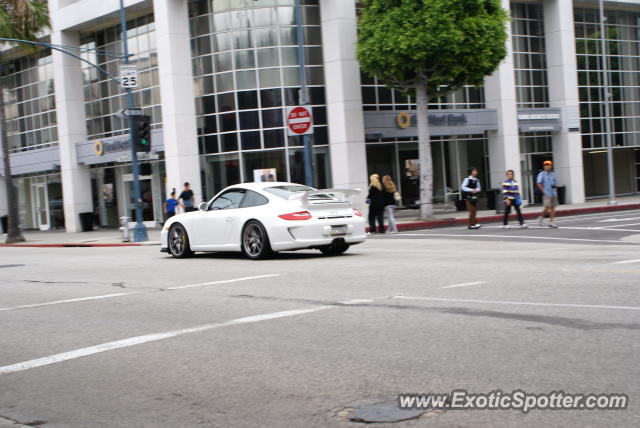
515 195 522 206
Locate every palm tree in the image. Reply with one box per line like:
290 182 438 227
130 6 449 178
0 0 50 243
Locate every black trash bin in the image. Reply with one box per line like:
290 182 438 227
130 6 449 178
487 190 496 211
557 186 566 205
1 215 7 234
79 212 94 232
495 190 506 214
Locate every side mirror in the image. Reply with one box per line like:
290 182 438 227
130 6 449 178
198 202 208 212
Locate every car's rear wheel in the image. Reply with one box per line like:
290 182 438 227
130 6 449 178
319 243 350 256
168 223 193 258
242 221 274 260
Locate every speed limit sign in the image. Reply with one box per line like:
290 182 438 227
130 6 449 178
119 65 139 89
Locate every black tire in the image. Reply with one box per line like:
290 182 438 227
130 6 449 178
168 223 194 258
241 221 274 260
319 243 350 256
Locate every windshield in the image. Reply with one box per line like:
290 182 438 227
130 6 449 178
264 185 313 199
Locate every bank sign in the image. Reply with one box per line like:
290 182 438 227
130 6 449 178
364 110 498 139
76 129 163 165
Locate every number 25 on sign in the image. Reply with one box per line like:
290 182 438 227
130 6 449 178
120 65 139 89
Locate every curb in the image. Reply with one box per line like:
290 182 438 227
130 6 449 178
0 243 142 248
377 202 640 232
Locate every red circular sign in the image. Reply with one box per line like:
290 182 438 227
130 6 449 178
287 106 313 135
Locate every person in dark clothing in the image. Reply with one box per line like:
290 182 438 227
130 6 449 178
179 182 196 213
501 169 527 229
367 174 385 234
461 167 481 230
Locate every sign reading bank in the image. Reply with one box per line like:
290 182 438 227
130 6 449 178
76 129 163 165
365 109 498 139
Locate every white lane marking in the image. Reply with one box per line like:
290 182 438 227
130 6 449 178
598 223 640 229
0 306 331 375
441 281 489 289
611 259 640 265
0 292 142 312
397 233 631 244
597 217 640 223
1 275 286 312
340 299 374 305
392 296 640 311
554 212 640 223
166 274 285 290
552 226 640 233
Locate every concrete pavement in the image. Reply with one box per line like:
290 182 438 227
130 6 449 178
0 213 638 427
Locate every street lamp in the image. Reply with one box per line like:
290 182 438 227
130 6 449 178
598 0 617 205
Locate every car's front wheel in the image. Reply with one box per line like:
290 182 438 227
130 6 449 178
168 223 193 258
241 220 273 260
319 243 350 256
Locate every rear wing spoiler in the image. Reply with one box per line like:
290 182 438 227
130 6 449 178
291 188 361 205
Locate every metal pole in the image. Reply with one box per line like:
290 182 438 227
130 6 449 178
296 0 314 187
120 0 148 240
599 0 617 205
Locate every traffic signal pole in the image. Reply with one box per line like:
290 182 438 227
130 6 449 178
296 0 314 187
120 0 148 241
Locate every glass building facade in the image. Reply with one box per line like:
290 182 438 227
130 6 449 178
575 7 640 197
80 14 161 140
511 3 549 109
2 49 57 153
188 0 331 199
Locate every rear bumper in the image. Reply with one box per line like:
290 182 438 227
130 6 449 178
269 217 367 251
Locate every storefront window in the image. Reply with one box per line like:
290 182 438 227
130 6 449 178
243 150 286 183
202 153 241 200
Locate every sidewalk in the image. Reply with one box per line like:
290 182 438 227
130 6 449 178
1 196 639 246
0 227 162 247
389 195 640 231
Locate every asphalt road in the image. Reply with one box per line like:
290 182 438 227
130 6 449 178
1 211 639 428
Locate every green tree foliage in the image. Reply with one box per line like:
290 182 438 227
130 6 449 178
357 0 508 219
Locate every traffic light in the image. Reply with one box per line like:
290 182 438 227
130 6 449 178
131 115 152 153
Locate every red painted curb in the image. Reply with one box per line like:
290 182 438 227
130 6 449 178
0 243 141 248
368 202 640 233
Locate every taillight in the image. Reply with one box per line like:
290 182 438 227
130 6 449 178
279 211 312 221
353 209 362 217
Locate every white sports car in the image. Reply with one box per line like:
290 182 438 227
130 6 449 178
160 182 367 259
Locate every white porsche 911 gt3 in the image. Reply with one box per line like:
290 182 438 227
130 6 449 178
160 182 367 259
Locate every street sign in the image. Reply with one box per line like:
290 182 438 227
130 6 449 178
117 108 143 119
119 65 139 88
286 106 314 136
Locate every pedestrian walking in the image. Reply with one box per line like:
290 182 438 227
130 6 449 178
163 191 179 222
536 160 559 228
501 170 527 229
179 182 197 213
367 174 386 234
382 175 401 233
461 167 482 229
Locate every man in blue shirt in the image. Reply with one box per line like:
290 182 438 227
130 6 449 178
164 191 179 221
536 160 559 228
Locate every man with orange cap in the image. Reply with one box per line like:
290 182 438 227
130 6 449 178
536 160 558 228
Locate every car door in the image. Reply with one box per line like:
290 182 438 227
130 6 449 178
192 189 246 249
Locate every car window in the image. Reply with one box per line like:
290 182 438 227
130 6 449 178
264 185 312 199
240 190 269 208
209 189 246 210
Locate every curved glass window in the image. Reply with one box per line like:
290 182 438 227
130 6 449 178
190 0 329 191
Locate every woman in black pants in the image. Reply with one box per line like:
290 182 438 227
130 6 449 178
502 169 527 229
367 174 386 233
